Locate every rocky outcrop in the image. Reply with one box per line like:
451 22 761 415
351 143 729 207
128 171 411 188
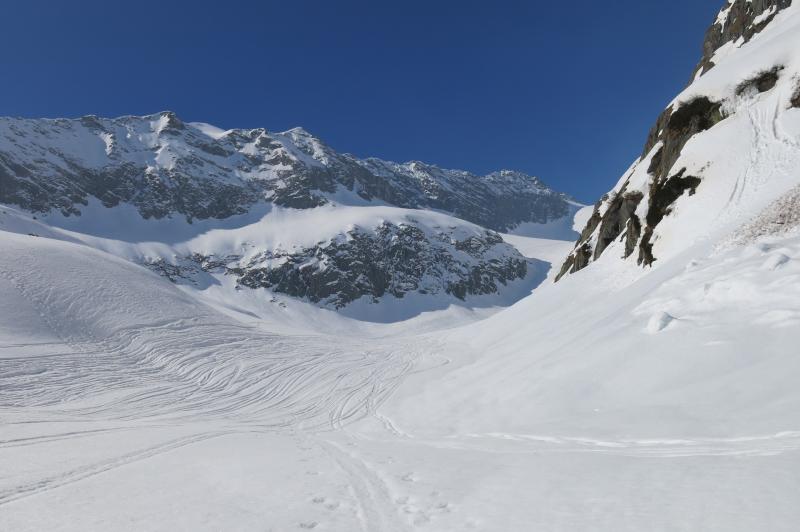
144 223 529 308
555 243 591 281
556 0 792 281
647 97 725 182
693 0 793 79
792 81 800 108
736 66 785 95
0 114 571 232
637 169 702 266
593 190 644 260
557 93 724 280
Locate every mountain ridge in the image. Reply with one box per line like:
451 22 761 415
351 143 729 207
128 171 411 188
0 112 573 232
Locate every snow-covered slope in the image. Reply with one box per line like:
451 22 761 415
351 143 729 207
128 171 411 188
0 203 546 318
2 2 800 531
558 0 800 279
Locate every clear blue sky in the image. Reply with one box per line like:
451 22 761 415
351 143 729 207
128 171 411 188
2 0 725 202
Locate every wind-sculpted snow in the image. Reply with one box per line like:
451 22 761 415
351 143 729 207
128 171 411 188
0 113 570 232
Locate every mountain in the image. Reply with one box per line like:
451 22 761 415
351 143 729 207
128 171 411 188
557 0 799 280
0 113 575 311
0 113 571 232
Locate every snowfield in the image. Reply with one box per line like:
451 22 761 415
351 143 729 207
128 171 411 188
2 200 800 531
3 2 800 531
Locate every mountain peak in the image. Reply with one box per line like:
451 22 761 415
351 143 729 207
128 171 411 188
0 113 573 232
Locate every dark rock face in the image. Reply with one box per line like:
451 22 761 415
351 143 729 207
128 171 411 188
145 223 529 308
555 243 591 282
736 66 785 95
791 82 800 108
638 169 702 266
557 95 722 279
0 114 571 232
693 0 793 79
593 190 644 260
647 97 725 186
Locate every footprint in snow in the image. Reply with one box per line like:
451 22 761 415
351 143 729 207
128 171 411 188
647 311 676 334
762 253 790 270
298 522 318 529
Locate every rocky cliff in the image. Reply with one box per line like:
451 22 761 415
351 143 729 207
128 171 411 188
557 0 797 281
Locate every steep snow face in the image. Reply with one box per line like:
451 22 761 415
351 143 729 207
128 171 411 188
697 0 793 79
0 113 571 232
559 0 800 280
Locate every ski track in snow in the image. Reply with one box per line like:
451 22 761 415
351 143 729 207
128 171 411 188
0 323 424 428
320 440 411 532
0 430 232 506
435 431 800 458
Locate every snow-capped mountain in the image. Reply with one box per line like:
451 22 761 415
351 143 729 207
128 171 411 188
557 0 800 279
0 113 570 231
0 113 574 311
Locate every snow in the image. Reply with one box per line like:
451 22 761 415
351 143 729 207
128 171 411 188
2 3 800 531
188 121 231 139
3 194 800 530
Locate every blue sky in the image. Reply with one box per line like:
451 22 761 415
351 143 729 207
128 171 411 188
2 1 724 202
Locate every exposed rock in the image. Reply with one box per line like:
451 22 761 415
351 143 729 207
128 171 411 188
638 169 702 266
558 95 721 279
693 0 793 79
624 215 642 259
146 223 530 308
0 114 572 232
576 204 602 246
644 169 702 228
648 97 724 183
555 243 592 282
736 66 784 95
642 106 674 160
638 226 657 268
593 190 644 259
792 81 800 108
555 0 768 283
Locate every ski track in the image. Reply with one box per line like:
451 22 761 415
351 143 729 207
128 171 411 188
320 439 411 532
0 318 426 429
439 431 800 457
0 430 232 506
0 268 434 508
